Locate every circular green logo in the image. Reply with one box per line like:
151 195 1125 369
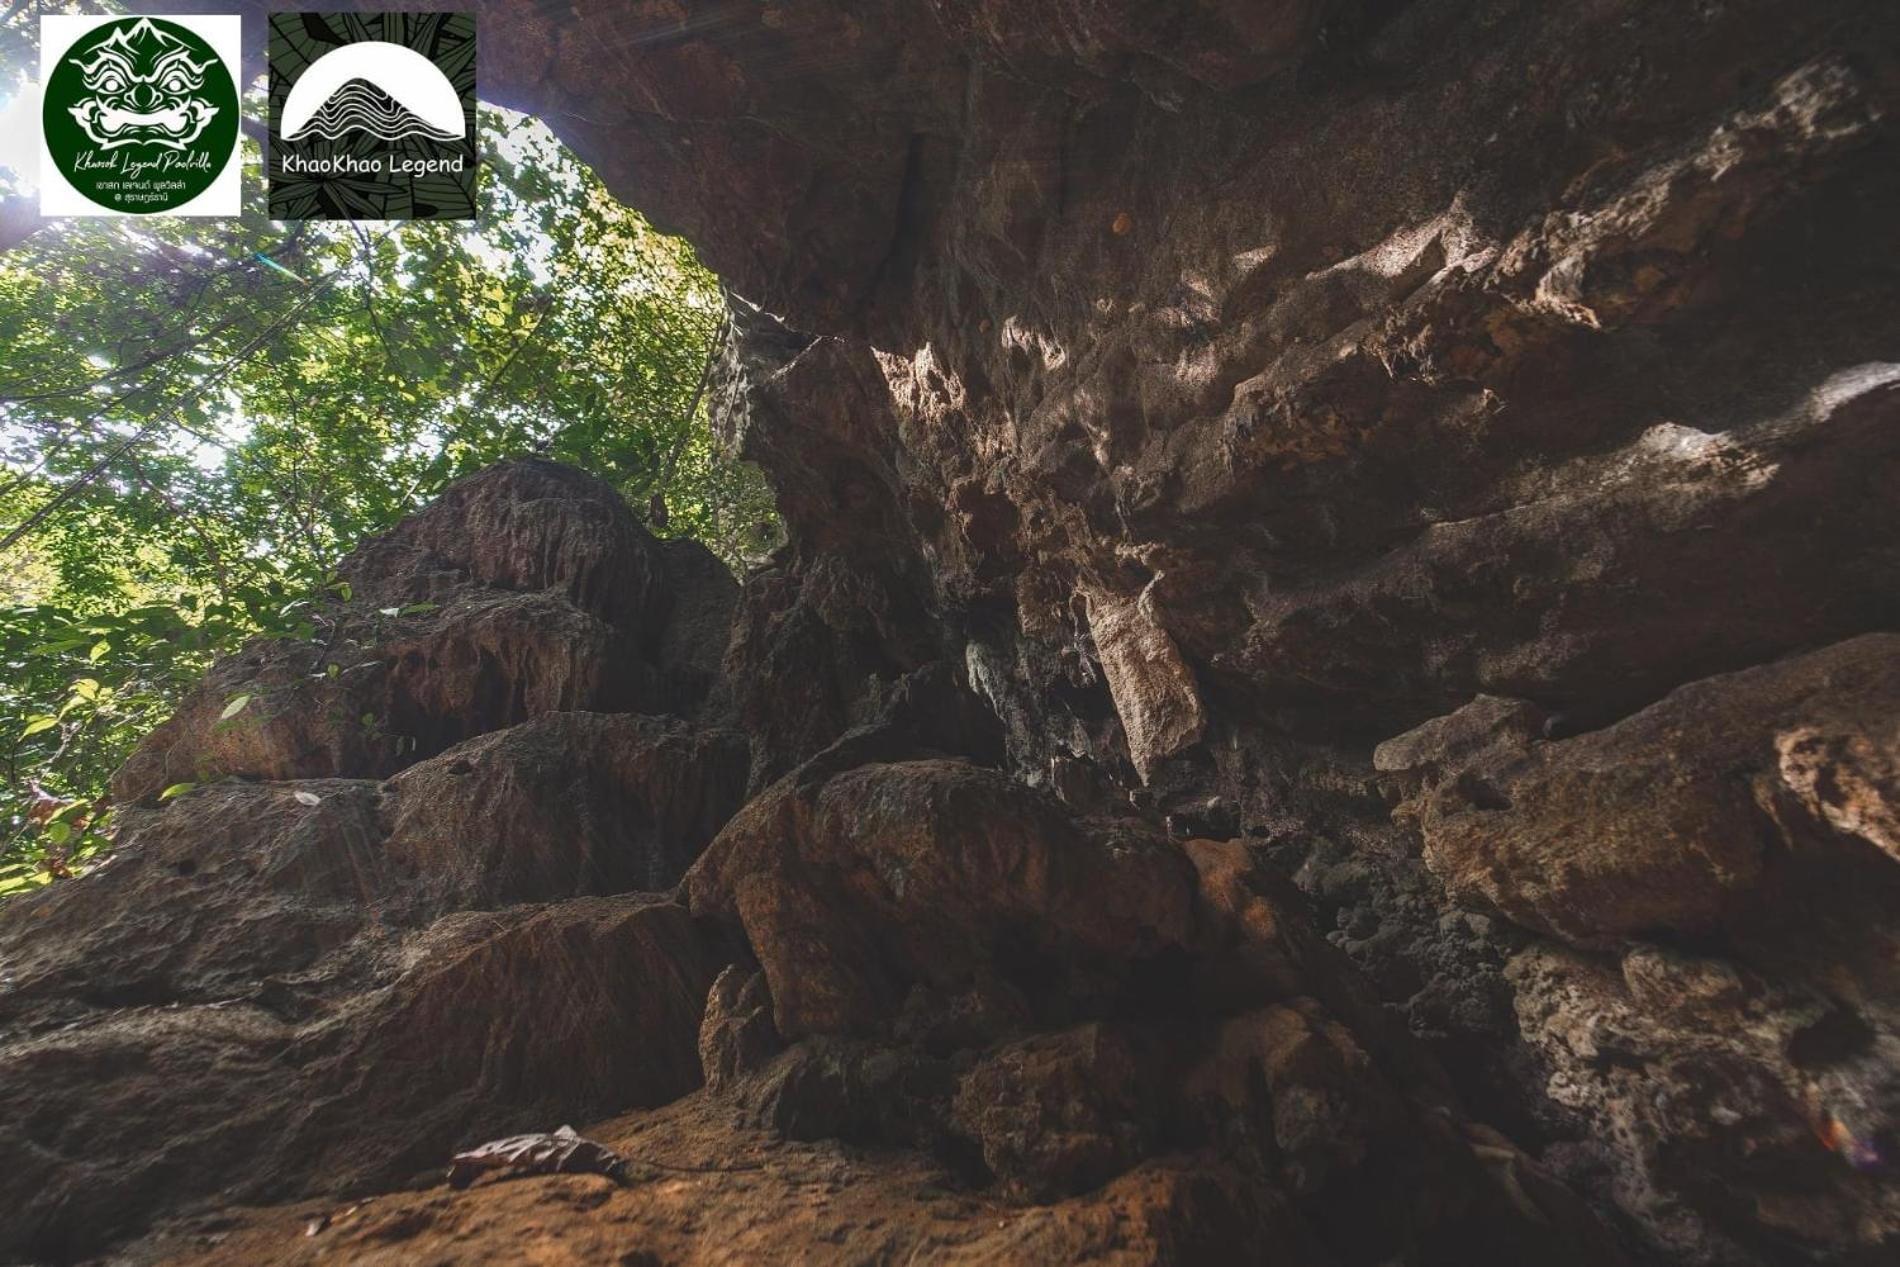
42 17 239 214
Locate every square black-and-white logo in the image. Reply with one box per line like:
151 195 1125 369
268 12 476 219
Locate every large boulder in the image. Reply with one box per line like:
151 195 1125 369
1382 634 1900 945
0 885 728 1262
113 460 740 803
344 457 662 633
0 780 395 1024
0 461 757 1260
684 757 1197 1037
1380 634 1900 1262
382 711 749 907
681 752 1626 1264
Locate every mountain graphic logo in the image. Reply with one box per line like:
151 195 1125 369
289 79 461 143
281 40 464 143
269 13 477 221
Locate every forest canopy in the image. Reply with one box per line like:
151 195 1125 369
0 108 778 894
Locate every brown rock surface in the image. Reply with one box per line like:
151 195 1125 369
99 810 1628 1266
13 0 1900 1260
112 460 734 804
128 1094 1317 1267
0 892 729 1262
1391 634 1900 945
684 757 1197 1037
382 711 748 905
697 963 780 1094
1507 941 1900 1263
950 1022 1158 1202
1082 583 1207 782
0 463 748 1261
1385 634 1900 1261
344 457 661 632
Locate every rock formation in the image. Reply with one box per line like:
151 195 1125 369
6 0 1899 1261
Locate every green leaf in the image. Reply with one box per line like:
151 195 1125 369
158 782 198 802
20 716 59 738
28 638 93 655
47 799 89 823
219 693 253 721
89 640 111 662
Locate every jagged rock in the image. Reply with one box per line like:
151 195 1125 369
1225 366 1900 733
1394 633 1900 945
7 714 747 1044
17 0 1900 1258
1183 836 1447 1080
684 757 1197 1037
382 711 748 906
0 1002 300 1262
299 896 729 1170
1510 942 1900 1264
1082 583 1207 782
345 457 660 633
1184 1002 1398 1196
109 593 640 804
111 460 744 804
1776 717 1900 868
1170 836 1628 1264
0 894 727 1261
951 1023 1159 1202
720 545 947 790
677 780 1626 1260
0 780 394 1025
653 536 742 714
113 469 642 803
733 1036 959 1155
698 964 781 1093
1386 634 1900 1262
0 460 756 1261
1372 694 1549 783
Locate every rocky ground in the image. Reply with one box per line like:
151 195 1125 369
4 0 1899 1262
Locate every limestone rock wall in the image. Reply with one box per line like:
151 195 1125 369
11 1 1900 1262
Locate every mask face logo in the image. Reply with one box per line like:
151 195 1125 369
40 14 241 216
66 18 220 152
